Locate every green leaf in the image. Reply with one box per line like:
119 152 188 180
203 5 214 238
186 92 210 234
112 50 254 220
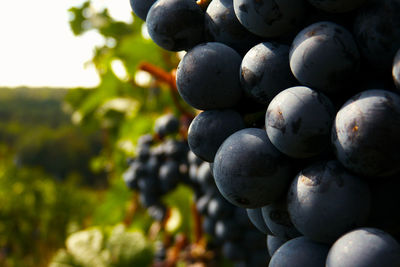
162 185 194 237
68 1 90 36
106 225 154 267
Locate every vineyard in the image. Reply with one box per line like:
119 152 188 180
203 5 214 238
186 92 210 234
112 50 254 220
2 0 400 266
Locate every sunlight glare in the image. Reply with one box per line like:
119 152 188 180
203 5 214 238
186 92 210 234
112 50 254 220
0 0 133 88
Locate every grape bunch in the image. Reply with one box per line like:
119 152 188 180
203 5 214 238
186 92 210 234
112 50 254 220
129 0 400 266
123 114 190 222
188 152 270 266
123 114 270 266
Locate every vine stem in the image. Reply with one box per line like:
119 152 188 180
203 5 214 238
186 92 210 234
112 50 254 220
191 202 203 244
137 62 195 120
165 234 188 267
123 193 139 226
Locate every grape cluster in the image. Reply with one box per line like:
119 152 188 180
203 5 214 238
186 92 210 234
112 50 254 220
188 152 269 266
123 114 269 266
123 114 189 221
129 0 400 265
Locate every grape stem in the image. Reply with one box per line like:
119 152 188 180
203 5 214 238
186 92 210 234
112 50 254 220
191 202 203 243
165 234 188 267
123 193 138 226
138 62 195 120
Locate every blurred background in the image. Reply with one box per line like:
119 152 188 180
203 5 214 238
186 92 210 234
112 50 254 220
0 1 198 266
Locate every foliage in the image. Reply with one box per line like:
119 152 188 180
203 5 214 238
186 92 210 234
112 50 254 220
15 125 105 185
65 1 192 178
49 224 154 267
0 1 209 266
0 155 97 267
0 87 107 187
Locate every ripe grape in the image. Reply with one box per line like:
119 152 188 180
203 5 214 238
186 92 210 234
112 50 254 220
267 235 288 257
146 0 205 51
326 228 400 267
154 113 180 138
233 0 308 38
213 128 293 208
265 86 336 158
176 42 243 110
246 208 272 235
204 0 261 55
287 160 371 243
240 42 297 105
269 236 330 267
261 199 301 239
332 89 400 177
129 0 157 21
188 109 245 162
289 21 360 94
124 1 400 265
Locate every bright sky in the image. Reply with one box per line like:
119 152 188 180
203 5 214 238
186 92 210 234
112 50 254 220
0 0 133 88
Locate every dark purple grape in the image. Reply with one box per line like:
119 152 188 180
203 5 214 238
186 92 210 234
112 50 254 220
158 159 180 192
213 128 293 208
269 236 330 267
123 161 140 190
267 235 288 257
144 155 160 176
266 86 336 158
150 144 166 160
240 42 297 105
326 228 400 267
261 199 301 239
123 160 147 190
137 134 154 147
332 89 400 177
146 0 205 51
196 161 216 192
135 144 150 162
137 176 160 194
188 109 245 162
196 192 213 215
233 0 308 38
139 192 160 208
289 21 360 94
163 139 188 160
187 150 203 166
129 0 157 21
176 42 243 110
154 114 180 137
246 208 273 235
287 160 371 244
188 164 199 185
204 0 261 55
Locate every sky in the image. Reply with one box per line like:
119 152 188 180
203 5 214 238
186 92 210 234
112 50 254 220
0 0 133 88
